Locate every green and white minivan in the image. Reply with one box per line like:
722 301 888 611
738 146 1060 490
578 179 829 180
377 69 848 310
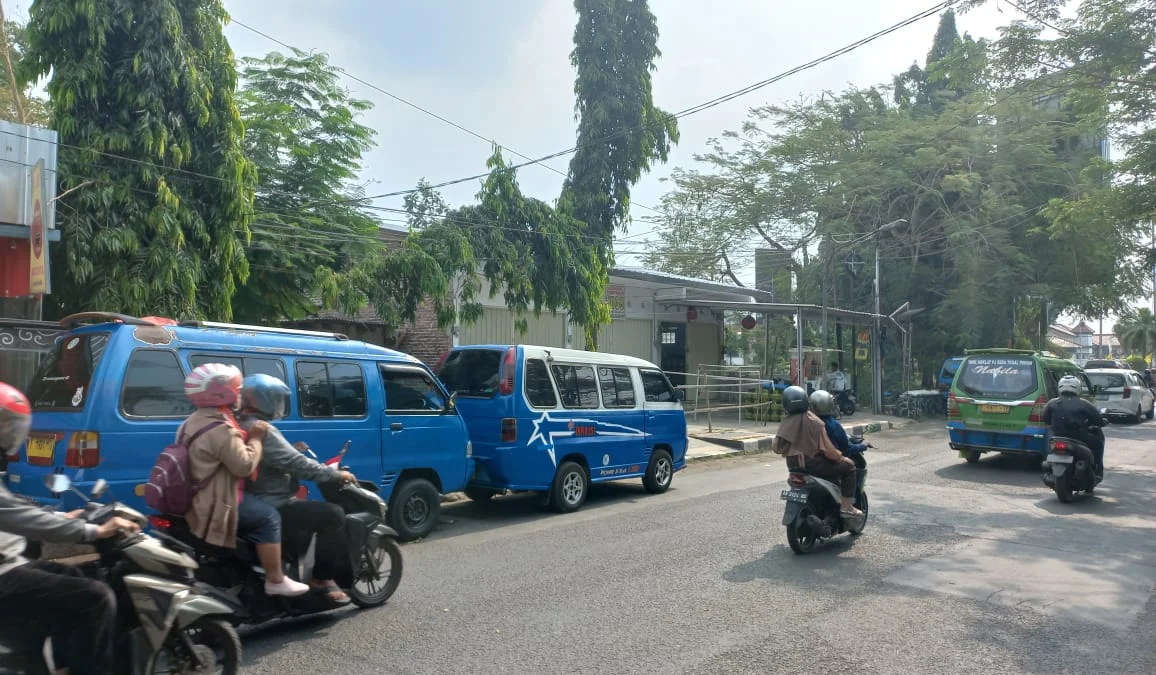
946 348 1091 463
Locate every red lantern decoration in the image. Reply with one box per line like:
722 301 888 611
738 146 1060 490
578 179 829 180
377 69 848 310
741 314 757 330
686 307 698 321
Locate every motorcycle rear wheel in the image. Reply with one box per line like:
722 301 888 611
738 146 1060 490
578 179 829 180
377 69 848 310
786 505 819 554
349 537 404 608
846 492 869 536
1054 473 1074 503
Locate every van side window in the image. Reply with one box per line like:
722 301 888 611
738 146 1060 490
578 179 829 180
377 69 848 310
296 361 367 418
551 364 599 409
524 359 557 408
598 366 636 408
189 354 287 381
640 369 677 403
121 350 193 418
381 366 445 412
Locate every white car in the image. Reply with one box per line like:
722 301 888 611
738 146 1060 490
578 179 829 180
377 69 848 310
1085 369 1155 423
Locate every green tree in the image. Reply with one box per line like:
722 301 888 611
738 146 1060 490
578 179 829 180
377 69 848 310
1115 308 1156 361
562 0 679 347
0 17 48 124
23 0 256 320
232 49 381 323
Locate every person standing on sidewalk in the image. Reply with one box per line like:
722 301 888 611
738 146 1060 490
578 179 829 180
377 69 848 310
0 381 140 675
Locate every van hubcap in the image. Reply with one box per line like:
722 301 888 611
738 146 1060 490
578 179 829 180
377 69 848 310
655 458 671 486
403 495 429 526
562 472 584 504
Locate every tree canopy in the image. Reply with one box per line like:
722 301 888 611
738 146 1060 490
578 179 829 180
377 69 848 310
23 0 256 321
644 8 1144 388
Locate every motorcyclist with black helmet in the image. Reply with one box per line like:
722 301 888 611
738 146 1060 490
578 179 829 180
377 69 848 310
1043 375 1109 477
773 385 864 518
0 381 139 675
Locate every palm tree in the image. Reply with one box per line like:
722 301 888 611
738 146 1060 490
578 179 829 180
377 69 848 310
1114 308 1156 362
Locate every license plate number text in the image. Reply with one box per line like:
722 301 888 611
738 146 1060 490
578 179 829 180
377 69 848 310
780 489 808 503
25 436 55 461
979 404 1010 414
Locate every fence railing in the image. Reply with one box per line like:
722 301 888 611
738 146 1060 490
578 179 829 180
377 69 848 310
666 365 789 433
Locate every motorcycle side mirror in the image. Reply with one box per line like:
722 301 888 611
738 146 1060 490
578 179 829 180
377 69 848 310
43 474 71 494
339 440 350 457
91 479 108 499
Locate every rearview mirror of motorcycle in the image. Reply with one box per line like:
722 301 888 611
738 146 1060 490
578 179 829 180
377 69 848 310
91 479 108 499
339 440 351 457
43 474 71 494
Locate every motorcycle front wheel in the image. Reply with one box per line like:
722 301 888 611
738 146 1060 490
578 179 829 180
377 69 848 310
348 537 404 608
152 617 241 675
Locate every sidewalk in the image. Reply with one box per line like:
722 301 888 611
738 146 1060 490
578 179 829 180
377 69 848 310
685 412 909 461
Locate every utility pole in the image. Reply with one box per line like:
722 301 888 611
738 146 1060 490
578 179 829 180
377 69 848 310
871 219 906 414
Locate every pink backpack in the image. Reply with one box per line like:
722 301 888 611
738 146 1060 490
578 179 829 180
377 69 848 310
144 421 224 515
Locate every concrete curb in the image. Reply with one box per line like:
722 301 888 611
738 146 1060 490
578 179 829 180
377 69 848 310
686 419 906 462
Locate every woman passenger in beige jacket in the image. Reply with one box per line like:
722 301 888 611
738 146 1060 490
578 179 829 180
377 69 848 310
181 363 309 597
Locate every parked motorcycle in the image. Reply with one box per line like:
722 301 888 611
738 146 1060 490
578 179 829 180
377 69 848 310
1042 411 1108 503
154 442 403 625
836 390 857 417
780 442 870 554
0 474 241 675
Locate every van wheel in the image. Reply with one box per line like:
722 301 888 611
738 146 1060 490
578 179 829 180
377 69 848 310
549 462 588 513
388 478 441 541
643 449 674 494
1130 406 1142 424
963 449 981 464
463 487 497 502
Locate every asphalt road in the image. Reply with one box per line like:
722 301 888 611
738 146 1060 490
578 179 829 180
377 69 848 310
238 420 1156 675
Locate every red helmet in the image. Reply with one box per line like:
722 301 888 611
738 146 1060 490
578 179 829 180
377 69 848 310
184 363 243 409
0 382 32 457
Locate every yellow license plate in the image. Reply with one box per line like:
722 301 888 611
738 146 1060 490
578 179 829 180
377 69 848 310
979 404 1010 414
25 436 56 461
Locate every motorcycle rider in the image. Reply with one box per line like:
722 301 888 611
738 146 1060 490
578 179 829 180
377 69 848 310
238 374 357 604
0 381 140 675
773 386 863 518
180 363 309 597
1043 374 1109 477
810 390 868 457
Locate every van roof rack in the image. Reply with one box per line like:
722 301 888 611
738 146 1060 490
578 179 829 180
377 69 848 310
59 312 160 330
178 320 349 341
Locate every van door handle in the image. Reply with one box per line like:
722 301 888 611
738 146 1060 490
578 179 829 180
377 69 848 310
390 422 404 431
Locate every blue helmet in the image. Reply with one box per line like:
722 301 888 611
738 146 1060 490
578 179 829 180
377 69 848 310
241 373 291 419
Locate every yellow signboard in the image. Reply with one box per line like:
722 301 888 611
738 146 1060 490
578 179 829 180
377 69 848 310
28 159 47 295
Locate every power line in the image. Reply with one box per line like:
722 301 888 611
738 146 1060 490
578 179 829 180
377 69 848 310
228 17 669 216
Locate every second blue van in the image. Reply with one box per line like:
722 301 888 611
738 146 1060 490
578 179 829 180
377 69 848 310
10 312 472 541
437 344 688 512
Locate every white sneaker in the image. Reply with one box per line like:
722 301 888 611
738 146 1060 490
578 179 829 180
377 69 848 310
265 577 310 597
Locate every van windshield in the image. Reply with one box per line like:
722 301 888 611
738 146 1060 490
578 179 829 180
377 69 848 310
438 349 502 398
25 333 111 411
957 356 1038 401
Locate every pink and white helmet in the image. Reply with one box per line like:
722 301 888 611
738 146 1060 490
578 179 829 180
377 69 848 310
185 363 243 409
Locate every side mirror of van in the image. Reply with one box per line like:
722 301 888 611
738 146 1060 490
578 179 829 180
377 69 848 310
445 392 457 413
674 389 686 402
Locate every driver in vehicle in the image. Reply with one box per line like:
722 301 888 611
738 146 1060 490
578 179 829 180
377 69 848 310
1043 375 1109 478
238 374 357 604
0 381 140 675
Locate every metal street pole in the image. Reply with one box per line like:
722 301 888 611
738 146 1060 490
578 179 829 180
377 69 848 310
871 219 906 415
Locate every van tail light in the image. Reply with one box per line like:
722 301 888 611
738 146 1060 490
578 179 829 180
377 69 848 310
947 393 960 420
435 351 449 373
65 432 101 468
148 515 172 530
499 346 516 395
1123 387 1132 399
501 418 517 443
1028 396 1048 423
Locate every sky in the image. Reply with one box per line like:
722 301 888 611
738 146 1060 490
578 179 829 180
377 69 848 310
2 0 1145 322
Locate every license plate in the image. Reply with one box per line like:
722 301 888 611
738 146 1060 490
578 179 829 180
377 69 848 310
780 489 808 503
25 436 56 462
1046 454 1074 464
979 404 1010 414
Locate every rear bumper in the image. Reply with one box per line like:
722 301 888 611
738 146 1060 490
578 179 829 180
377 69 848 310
946 422 1047 455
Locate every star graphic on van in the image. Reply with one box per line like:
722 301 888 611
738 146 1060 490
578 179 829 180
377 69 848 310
527 411 646 469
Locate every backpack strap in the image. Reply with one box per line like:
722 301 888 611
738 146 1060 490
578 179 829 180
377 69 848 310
181 420 226 447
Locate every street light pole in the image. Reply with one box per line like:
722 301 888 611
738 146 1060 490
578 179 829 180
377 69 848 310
871 218 906 415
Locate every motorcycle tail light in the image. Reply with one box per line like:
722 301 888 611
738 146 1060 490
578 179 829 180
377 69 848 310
788 473 807 487
148 515 171 530
1052 441 1068 454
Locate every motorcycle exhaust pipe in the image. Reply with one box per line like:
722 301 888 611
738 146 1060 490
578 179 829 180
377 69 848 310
806 514 832 538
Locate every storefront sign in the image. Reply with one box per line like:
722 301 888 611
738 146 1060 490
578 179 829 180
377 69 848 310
28 160 47 295
605 285 626 318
